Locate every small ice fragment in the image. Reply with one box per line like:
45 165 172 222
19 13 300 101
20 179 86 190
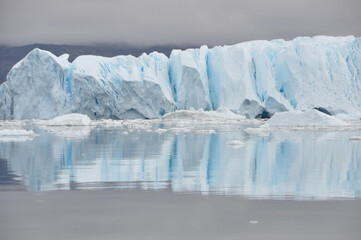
197 129 216 134
47 114 92 126
0 129 35 137
226 140 245 148
249 220 258 224
349 136 361 141
0 129 36 142
244 124 270 137
155 129 168 134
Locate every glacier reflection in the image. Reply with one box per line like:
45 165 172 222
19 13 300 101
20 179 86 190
1 129 361 199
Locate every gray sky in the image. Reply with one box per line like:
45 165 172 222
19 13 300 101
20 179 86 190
0 0 360 47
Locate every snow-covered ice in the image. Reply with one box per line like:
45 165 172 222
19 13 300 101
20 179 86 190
46 113 92 126
0 36 360 120
268 109 348 127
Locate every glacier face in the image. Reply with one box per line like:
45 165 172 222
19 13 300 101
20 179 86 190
0 36 360 120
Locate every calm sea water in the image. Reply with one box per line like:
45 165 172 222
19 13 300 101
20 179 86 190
1 127 361 200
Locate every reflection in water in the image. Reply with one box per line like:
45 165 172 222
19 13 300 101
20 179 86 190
1 129 361 199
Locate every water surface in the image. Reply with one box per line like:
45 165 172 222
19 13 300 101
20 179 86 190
1 127 360 200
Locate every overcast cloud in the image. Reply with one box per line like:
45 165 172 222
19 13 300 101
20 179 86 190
0 0 360 47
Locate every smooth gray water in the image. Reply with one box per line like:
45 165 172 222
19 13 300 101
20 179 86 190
1 127 361 200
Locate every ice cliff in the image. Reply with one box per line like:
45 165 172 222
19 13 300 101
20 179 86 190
0 36 360 120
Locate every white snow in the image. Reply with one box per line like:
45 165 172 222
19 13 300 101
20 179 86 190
267 109 348 127
1 36 360 120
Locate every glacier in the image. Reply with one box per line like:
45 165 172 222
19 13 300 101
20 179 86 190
0 36 360 120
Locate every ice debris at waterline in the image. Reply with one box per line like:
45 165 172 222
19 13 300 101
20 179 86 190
268 109 348 127
161 107 245 120
0 36 360 120
0 129 36 142
225 140 245 148
45 113 92 126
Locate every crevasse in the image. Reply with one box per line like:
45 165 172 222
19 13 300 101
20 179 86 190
0 36 360 120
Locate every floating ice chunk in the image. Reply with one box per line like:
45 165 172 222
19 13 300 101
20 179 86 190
37 114 93 138
46 114 92 126
196 129 216 134
43 126 92 139
155 128 168 134
349 136 361 141
268 110 348 127
244 124 270 137
0 129 35 137
226 140 245 148
0 129 36 141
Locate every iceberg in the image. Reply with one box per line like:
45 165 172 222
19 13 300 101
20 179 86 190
0 36 360 120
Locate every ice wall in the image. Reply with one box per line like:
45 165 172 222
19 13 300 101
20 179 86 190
0 36 360 120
